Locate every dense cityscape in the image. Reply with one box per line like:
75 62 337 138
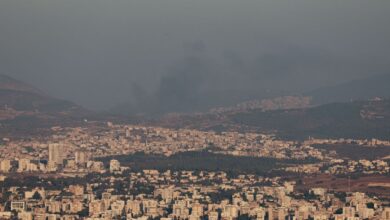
1 0 390 219
0 122 389 220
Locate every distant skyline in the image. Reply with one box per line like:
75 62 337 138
1 0 390 111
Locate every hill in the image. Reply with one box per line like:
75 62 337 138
153 99 390 140
230 99 390 139
0 75 90 136
307 73 390 105
0 74 83 114
0 75 43 94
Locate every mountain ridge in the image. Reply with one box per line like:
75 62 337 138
0 74 85 113
0 74 90 133
151 98 390 140
306 73 390 105
0 74 43 95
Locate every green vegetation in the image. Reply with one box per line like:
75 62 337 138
312 144 390 160
229 100 390 140
99 151 316 175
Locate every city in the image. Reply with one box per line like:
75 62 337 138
1 0 390 219
0 122 389 219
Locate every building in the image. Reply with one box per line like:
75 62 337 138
382 208 390 220
75 151 89 165
11 201 26 212
49 143 64 166
0 160 11 173
17 159 30 172
109 160 121 173
89 200 104 217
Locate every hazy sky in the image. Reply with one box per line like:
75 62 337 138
1 0 390 112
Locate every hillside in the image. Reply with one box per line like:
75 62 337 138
153 99 390 140
0 75 90 136
230 99 390 139
0 75 43 94
307 73 390 105
0 74 84 114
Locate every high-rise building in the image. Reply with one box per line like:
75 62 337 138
0 160 11 173
48 143 64 166
75 150 89 165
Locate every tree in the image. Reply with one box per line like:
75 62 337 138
366 202 374 209
237 214 251 220
32 191 42 200
334 208 343 215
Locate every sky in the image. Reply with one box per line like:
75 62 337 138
0 0 390 113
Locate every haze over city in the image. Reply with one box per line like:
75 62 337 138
1 1 390 220
1 0 390 113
